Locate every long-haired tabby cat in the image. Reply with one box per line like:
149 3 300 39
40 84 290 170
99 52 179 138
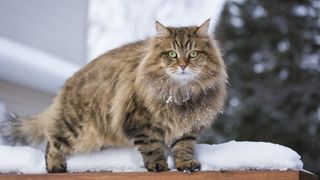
0 19 227 173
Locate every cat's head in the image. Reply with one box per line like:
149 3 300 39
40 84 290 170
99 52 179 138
139 19 226 90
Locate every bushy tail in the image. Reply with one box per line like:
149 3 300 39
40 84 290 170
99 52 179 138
0 113 45 146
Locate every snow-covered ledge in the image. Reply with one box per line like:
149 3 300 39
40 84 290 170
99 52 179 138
0 36 81 94
0 141 305 173
0 141 318 180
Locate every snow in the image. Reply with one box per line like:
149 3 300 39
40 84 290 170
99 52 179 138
277 40 290 53
293 5 308 17
0 141 303 174
165 96 173 104
252 6 267 19
195 141 303 171
278 69 289 80
68 148 146 172
230 16 244 28
0 146 45 174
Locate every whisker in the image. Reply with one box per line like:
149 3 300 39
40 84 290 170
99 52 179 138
155 73 169 84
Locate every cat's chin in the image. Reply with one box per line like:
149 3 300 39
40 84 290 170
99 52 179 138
170 73 195 85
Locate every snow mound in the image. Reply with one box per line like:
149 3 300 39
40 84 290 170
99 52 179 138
0 141 303 173
194 141 303 171
0 146 45 173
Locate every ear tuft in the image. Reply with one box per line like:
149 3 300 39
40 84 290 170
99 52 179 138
196 19 211 37
155 21 171 37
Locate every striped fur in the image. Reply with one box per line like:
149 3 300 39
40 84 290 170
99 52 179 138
0 20 227 173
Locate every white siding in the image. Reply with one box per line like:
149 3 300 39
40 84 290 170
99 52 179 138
0 0 88 65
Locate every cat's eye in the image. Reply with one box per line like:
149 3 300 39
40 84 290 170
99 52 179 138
168 51 177 58
189 51 198 58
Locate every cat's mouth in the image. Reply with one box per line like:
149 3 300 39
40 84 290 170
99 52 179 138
166 67 197 83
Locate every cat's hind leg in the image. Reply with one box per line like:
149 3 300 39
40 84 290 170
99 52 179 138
45 141 68 173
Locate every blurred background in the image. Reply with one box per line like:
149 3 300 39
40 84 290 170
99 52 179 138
0 0 319 175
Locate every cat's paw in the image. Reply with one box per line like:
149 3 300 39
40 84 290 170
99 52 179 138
145 159 169 172
46 163 67 173
176 159 201 173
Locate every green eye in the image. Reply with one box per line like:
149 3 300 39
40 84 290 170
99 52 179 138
189 51 198 58
168 51 177 58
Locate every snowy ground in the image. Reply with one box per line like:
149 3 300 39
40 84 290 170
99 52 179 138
0 141 303 174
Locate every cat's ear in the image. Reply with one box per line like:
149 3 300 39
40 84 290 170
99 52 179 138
155 21 171 37
196 19 210 37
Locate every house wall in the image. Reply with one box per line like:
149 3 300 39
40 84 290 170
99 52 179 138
0 79 55 116
0 0 88 65
0 0 88 115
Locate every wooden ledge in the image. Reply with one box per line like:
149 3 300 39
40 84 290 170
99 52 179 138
0 171 318 180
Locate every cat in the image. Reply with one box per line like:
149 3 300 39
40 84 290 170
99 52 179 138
0 19 227 173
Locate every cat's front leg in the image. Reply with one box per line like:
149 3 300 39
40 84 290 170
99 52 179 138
124 113 168 172
133 130 168 172
170 132 201 173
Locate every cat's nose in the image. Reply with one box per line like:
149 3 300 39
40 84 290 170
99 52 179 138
180 65 187 70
